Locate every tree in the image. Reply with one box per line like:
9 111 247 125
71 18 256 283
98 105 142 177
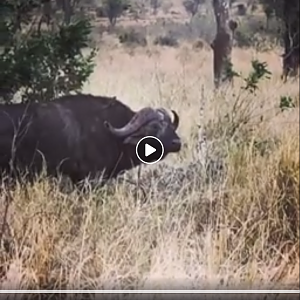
54 0 85 24
102 0 128 27
211 0 236 88
61 0 73 24
0 0 96 104
182 0 205 19
150 0 162 15
259 0 299 80
261 0 274 29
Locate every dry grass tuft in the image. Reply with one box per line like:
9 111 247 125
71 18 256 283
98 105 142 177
0 45 299 291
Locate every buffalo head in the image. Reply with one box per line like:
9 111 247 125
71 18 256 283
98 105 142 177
104 107 181 154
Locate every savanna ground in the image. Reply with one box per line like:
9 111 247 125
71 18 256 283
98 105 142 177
0 1 299 292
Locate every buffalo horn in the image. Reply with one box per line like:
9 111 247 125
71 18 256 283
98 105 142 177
156 108 170 121
104 107 158 137
171 110 179 129
157 108 180 130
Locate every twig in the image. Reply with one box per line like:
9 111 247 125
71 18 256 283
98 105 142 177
196 85 208 168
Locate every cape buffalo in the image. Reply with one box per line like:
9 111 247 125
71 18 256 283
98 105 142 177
0 94 181 184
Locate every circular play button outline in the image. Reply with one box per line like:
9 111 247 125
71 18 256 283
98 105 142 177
136 136 164 165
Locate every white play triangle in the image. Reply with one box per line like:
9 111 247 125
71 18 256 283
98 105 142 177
145 143 156 157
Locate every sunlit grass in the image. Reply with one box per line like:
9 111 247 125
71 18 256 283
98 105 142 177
0 44 299 290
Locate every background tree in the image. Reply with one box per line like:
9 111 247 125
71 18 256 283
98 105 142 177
261 0 274 29
182 0 205 19
61 0 73 24
259 0 299 80
0 0 96 103
102 0 129 27
211 0 236 88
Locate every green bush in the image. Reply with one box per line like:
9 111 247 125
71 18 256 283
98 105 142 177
0 0 97 104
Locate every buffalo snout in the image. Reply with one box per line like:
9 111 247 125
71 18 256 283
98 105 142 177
170 137 181 152
161 127 182 154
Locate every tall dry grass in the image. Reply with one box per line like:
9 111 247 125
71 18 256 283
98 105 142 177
0 44 299 291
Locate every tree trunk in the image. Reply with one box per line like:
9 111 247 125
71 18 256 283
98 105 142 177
61 0 72 24
211 0 234 89
281 0 299 81
37 0 53 34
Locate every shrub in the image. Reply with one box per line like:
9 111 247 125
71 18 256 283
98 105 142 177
192 38 206 50
236 3 247 16
95 6 107 18
119 29 147 47
153 32 179 47
233 15 282 49
0 1 96 104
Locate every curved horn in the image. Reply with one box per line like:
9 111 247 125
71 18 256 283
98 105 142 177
104 107 158 137
157 108 175 121
171 110 179 129
157 108 180 130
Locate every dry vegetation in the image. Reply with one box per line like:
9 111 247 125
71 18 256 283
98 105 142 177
0 44 299 291
0 0 299 292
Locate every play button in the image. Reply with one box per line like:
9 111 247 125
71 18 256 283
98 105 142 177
145 144 156 157
136 136 164 165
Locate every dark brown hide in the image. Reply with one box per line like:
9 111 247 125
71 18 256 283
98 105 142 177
0 94 181 184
